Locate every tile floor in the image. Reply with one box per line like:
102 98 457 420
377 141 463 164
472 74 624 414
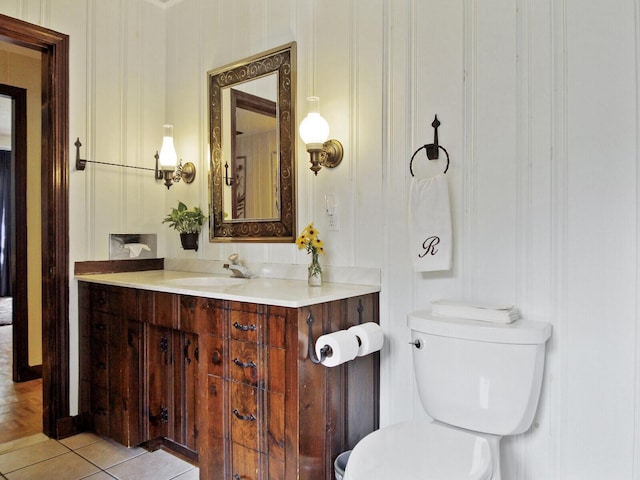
0 432 199 480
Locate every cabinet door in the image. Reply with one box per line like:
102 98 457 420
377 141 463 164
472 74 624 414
88 300 117 439
106 294 142 447
172 330 199 452
80 284 143 447
120 319 142 446
145 324 173 441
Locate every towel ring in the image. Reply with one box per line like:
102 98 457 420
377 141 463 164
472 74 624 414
409 144 450 177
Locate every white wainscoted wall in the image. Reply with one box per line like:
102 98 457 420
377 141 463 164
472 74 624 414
1 0 639 478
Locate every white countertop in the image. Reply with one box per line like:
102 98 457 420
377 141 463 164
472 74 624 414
75 270 381 308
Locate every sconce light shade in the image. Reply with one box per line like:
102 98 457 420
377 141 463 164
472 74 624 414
154 124 196 189
299 97 330 147
299 96 343 175
159 124 178 170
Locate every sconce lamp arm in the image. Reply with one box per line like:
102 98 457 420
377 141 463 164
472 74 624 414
75 137 157 173
75 137 196 190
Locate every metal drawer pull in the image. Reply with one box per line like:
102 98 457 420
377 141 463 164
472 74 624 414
232 409 256 422
233 358 256 369
232 321 256 332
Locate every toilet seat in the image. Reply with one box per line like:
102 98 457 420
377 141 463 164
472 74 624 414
344 419 493 480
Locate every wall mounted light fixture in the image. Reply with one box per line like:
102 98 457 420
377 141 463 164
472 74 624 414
299 96 343 175
154 125 196 189
75 124 196 190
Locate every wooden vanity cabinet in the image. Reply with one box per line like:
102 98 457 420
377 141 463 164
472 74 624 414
78 283 142 447
196 294 380 480
79 286 200 457
79 281 379 480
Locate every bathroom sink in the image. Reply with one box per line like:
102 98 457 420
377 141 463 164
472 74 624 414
165 276 248 288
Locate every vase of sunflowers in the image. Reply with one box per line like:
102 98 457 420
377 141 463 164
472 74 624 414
296 223 325 287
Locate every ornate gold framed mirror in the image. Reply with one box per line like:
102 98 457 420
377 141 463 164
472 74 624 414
208 42 296 242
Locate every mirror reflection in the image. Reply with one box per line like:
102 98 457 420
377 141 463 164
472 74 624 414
208 42 296 242
222 76 279 221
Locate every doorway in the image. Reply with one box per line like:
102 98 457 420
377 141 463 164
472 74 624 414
0 82 45 443
0 83 41 384
0 14 69 439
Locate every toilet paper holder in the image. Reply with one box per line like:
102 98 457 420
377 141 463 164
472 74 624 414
307 311 331 364
306 299 367 364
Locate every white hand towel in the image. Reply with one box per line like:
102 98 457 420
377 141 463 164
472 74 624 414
124 243 151 258
431 299 520 324
408 173 452 272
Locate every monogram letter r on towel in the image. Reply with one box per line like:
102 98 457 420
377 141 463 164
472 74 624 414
419 236 440 258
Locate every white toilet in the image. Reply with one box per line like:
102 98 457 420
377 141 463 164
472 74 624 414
344 310 552 480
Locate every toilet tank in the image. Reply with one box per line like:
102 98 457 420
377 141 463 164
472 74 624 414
408 311 552 436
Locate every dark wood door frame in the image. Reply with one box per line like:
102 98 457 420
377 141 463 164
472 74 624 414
0 84 38 382
0 14 69 438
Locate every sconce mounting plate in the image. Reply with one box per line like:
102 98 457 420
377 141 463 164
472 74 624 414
321 139 344 169
181 162 196 184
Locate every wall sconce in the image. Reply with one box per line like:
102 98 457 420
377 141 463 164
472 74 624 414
154 125 196 189
299 96 343 175
224 161 234 186
75 123 196 190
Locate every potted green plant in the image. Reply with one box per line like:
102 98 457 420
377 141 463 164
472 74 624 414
162 201 208 251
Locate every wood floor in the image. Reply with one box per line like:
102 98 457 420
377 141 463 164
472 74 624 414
0 325 42 444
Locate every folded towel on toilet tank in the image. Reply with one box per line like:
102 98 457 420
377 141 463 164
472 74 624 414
431 299 520 324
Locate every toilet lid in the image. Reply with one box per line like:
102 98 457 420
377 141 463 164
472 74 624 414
344 419 493 480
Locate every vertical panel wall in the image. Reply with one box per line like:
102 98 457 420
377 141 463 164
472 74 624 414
387 0 640 478
2 0 639 477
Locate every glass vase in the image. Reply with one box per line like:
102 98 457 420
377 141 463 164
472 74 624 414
308 252 322 287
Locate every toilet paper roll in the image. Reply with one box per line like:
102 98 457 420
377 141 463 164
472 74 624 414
349 322 384 357
315 330 360 367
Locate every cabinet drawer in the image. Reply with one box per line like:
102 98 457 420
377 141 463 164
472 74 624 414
229 340 285 394
231 442 284 480
181 297 225 335
206 335 225 376
231 442 259 480
90 341 109 388
230 382 259 451
90 286 122 314
91 386 110 435
90 312 111 343
230 311 259 343
230 340 259 387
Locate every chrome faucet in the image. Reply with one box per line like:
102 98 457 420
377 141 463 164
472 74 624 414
223 253 256 278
